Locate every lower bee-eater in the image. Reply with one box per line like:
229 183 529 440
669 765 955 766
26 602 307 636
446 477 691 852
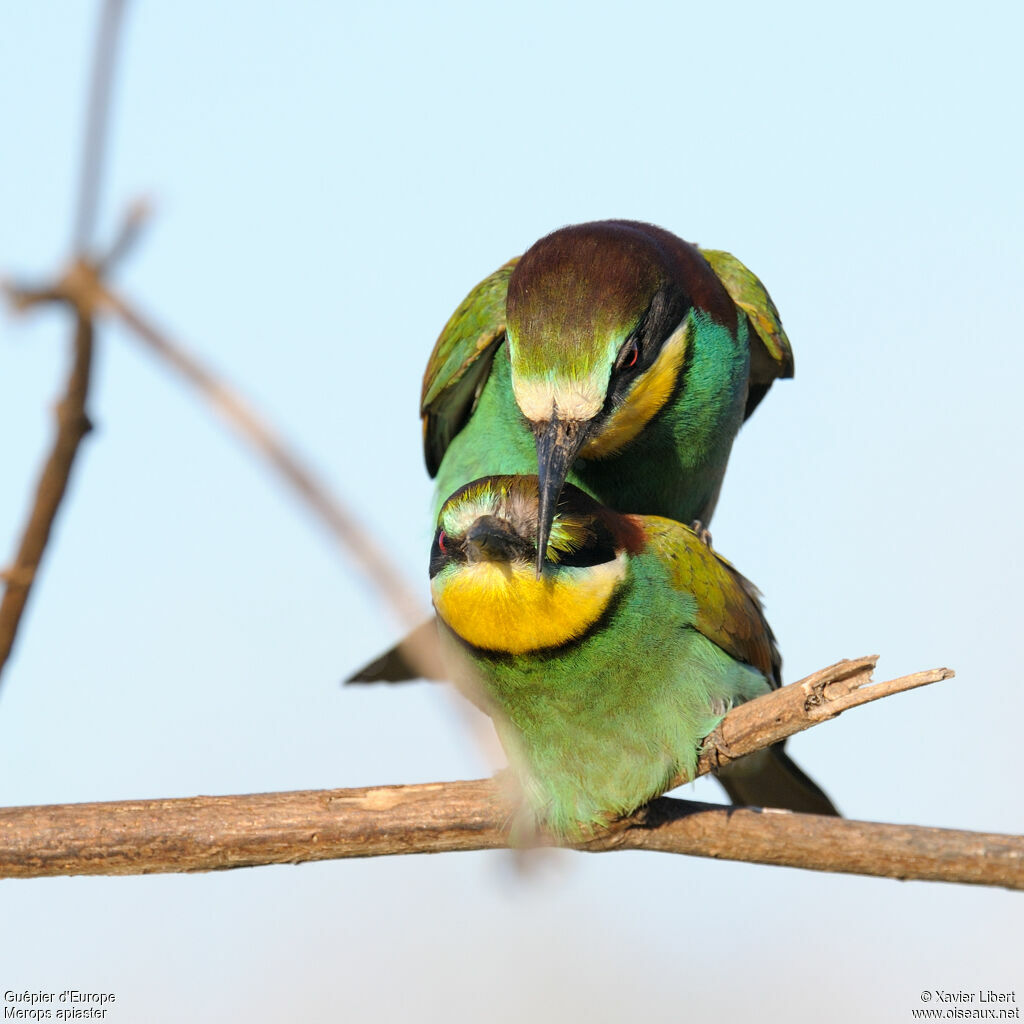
428 475 836 840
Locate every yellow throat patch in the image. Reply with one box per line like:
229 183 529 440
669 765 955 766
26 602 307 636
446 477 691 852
432 555 626 654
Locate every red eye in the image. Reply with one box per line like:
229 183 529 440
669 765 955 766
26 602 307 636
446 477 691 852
438 530 448 555
623 340 639 369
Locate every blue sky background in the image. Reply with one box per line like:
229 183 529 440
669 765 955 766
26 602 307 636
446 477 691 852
1 3 1021 1020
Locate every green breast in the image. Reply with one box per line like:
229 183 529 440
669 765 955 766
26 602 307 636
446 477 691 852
444 552 770 839
432 346 543 520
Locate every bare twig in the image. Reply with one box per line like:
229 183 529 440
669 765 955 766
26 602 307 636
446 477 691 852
690 655 951 783
96 197 151 274
74 0 129 253
99 281 426 629
0 317 94 680
0 0 129 688
2 658 996 889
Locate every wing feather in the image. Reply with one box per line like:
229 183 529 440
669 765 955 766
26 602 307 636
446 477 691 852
700 248 794 419
421 259 519 475
643 518 781 686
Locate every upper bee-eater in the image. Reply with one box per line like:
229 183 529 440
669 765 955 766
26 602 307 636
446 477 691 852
423 219 793 574
429 475 836 839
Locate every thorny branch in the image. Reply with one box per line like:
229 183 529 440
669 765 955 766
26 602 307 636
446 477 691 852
5 658 1008 891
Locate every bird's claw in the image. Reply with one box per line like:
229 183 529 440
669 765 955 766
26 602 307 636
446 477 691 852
690 520 713 547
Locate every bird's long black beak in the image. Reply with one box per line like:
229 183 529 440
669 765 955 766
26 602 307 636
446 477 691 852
534 413 590 576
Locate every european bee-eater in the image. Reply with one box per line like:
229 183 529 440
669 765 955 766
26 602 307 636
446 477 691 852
423 220 793 573
429 475 836 839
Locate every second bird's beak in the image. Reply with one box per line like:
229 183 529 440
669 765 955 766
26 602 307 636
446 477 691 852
534 412 591 577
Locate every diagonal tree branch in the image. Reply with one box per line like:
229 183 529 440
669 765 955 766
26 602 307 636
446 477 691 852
3 658 1000 889
95 278 426 630
7 261 435 666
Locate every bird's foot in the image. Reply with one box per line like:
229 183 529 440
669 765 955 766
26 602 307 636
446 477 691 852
690 520 713 547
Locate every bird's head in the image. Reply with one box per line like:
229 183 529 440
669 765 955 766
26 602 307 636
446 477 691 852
430 475 644 655
505 220 737 574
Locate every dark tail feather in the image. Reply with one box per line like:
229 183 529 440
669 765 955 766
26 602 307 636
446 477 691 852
714 743 839 816
344 618 447 684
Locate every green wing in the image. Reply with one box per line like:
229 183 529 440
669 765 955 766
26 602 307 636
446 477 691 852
644 516 839 816
700 248 794 418
643 517 781 686
421 258 519 476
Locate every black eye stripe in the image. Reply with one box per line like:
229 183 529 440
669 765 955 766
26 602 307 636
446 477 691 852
601 286 690 417
429 527 467 578
430 517 618 573
550 538 618 568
